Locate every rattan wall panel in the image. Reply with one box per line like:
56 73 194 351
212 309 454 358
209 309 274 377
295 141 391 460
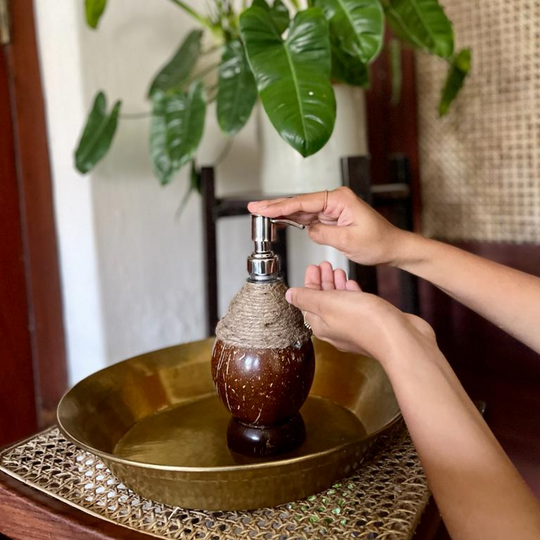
417 1 540 243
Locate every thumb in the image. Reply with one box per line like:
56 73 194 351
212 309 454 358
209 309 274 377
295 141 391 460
285 287 323 315
308 223 347 249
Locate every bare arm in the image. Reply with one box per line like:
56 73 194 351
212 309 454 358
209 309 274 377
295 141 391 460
249 189 540 353
288 263 540 540
395 233 540 352
384 331 540 540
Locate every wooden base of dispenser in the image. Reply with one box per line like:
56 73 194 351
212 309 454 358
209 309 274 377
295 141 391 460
227 414 306 457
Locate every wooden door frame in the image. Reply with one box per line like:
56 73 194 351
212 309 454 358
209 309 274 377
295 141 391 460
3 0 67 427
366 37 422 231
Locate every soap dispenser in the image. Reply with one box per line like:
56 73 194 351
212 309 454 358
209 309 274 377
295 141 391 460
211 215 315 457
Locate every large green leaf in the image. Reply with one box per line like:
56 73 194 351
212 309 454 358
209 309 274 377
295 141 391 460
240 6 336 157
271 0 290 34
148 30 203 97
217 40 258 136
314 0 383 64
85 0 107 29
252 0 290 34
150 82 206 185
75 91 121 174
439 48 471 116
383 0 454 58
331 38 369 86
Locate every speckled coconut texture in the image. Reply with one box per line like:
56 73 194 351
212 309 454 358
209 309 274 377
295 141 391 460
216 280 311 349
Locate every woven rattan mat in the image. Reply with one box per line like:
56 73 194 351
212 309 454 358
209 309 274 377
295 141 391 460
0 423 429 540
417 0 540 243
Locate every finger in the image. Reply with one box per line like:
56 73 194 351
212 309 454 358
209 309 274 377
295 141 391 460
334 268 347 290
308 223 346 249
247 198 288 213
319 261 335 290
285 287 323 315
304 265 322 290
346 279 362 291
248 192 329 219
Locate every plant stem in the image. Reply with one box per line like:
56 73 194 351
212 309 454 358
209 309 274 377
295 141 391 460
175 179 195 219
188 62 220 85
167 0 213 30
201 44 221 56
206 82 219 95
214 138 234 166
289 0 301 10
389 39 402 106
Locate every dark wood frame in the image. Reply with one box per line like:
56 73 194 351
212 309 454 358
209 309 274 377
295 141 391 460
366 45 422 230
3 0 67 427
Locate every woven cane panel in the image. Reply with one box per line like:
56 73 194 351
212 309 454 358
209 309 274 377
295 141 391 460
417 0 540 243
0 425 429 540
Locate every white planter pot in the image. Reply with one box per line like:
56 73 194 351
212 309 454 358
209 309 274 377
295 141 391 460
259 85 369 195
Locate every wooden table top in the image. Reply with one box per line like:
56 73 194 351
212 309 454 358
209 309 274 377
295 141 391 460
0 471 151 540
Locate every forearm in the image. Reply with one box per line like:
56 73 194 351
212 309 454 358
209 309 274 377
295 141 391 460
393 233 540 353
380 335 540 540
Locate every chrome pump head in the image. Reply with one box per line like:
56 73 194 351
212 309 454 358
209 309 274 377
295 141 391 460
247 215 305 282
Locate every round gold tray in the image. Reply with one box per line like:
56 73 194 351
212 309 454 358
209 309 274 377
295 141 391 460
57 338 400 511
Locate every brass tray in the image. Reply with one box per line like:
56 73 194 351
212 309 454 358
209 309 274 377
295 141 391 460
57 338 400 511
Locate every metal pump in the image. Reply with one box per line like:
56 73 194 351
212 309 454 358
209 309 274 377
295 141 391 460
248 215 305 282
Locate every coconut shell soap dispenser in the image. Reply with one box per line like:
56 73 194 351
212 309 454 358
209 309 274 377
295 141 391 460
211 215 315 457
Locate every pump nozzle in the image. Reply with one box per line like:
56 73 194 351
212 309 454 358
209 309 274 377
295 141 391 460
247 215 305 282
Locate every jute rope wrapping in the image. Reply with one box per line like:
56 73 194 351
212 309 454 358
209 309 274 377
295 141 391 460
216 280 311 349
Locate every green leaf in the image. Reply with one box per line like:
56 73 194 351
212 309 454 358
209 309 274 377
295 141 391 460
439 48 471 116
252 0 270 9
150 81 206 185
85 0 108 29
331 38 369 86
148 29 203 97
271 0 290 34
217 40 258 136
190 160 202 194
314 0 384 64
383 0 454 58
240 6 336 157
75 91 121 174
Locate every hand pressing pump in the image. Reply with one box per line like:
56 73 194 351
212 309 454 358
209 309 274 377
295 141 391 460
211 215 315 457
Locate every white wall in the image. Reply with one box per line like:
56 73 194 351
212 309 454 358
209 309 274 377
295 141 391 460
34 0 258 384
34 0 350 386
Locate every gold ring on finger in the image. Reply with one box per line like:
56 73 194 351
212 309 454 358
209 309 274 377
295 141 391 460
302 311 312 332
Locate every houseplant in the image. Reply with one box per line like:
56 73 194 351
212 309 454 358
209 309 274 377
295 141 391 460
76 0 470 192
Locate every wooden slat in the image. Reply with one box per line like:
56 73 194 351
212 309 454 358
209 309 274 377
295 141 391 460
4 0 67 428
0 45 38 446
366 39 422 230
201 167 219 335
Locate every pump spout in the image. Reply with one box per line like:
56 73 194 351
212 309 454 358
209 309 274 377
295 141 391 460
247 215 305 282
